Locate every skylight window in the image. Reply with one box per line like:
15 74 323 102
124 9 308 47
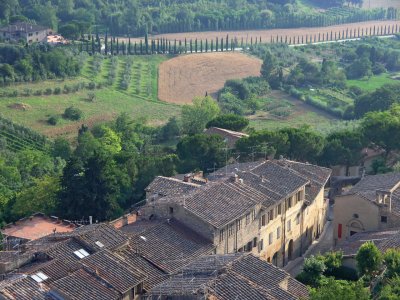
31 272 48 283
95 241 104 248
73 248 90 259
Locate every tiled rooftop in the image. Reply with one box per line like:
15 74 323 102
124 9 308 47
147 253 309 300
50 268 120 300
129 219 214 273
335 228 400 256
2 215 75 241
146 176 200 197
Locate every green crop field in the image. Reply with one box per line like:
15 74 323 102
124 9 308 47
347 73 400 92
0 55 179 139
247 90 355 134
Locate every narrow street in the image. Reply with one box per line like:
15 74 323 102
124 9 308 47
284 205 334 277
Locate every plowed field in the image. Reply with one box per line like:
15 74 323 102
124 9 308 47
129 20 400 44
158 52 262 104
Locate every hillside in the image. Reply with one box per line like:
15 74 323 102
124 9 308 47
0 0 396 38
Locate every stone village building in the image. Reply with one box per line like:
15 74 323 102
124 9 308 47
143 159 331 267
0 22 53 44
334 172 400 244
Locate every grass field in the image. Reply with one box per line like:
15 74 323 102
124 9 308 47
0 55 180 139
248 90 354 134
347 73 400 92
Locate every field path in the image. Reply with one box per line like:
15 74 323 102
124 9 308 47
158 52 261 104
127 20 400 44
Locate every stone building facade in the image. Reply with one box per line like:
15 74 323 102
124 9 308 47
333 172 400 245
0 22 52 43
142 159 331 268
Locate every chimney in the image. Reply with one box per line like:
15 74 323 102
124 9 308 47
122 214 129 227
231 173 239 183
376 190 392 211
183 174 192 183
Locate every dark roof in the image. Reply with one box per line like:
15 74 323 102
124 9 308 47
250 161 310 198
23 259 73 283
273 159 332 201
50 268 119 300
335 228 400 256
348 173 400 195
71 223 129 250
129 219 214 273
183 179 268 228
115 245 167 290
44 238 91 270
342 173 400 215
210 159 330 204
146 176 200 197
0 276 49 300
81 250 144 294
0 22 49 33
147 253 309 300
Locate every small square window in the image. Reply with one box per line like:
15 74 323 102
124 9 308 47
260 240 264 251
381 216 388 223
277 204 282 215
261 214 266 226
219 229 224 242
169 207 173 214
245 213 250 225
296 214 300 225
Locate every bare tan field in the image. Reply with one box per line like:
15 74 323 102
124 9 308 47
127 20 400 44
362 0 400 8
158 52 262 104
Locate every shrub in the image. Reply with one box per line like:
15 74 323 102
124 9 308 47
44 88 52 95
63 106 83 121
47 115 59 125
87 82 96 90
87 92 96 102
9 90 18 97
63 85 72 94
372 62 387 75
53 87 61 95
34 89 43 96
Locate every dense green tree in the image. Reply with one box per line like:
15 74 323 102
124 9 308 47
12 176 60 218
181 96 220 135
361 105 400 157
159 117 181 142
354 83 400 118
384 249 400 278
310 278 370 300
321 130 365 173
346 57 372 79
206 114 249 131
177 134 225 172
58 151 129 221
356 241 382 276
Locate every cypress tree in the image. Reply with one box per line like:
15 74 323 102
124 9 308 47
96 33 101 53
205 39 208 52
179 40 182 53
145 32 149 54
211 39 214 52
116 38 119 55
185 38 187 53
190 39 192 53
200 40 203 52
221 38 223 52
128 35 131 55
105 32 108 55
110 38 113 55
122 41 125 55
226 34 229 51
174 39 177 54
195 38 197 53
157 39 160 53
216 37 218 52
241 37 243 49
140 40 143 55
91 35 95 54
134 42 137 55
